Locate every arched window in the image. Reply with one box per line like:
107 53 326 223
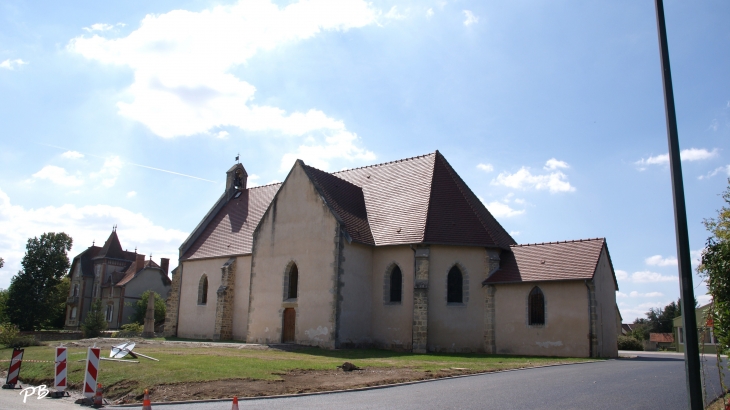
389 266 402 303
447 266 463 304
70 307 77 320
72 284 79 297
529 286 545 325
198 275 208 305
287 264 298 300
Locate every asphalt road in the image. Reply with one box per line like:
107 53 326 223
0 351 727 409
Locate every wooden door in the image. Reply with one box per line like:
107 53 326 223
282 308 296 343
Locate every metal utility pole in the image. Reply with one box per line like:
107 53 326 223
653 1 702 408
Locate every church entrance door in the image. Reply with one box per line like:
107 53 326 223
282 308 296 343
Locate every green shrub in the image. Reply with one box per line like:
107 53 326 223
81 300 108 338
0 323 19 346
7 335 42 348
618 335 643 351
113 323 144 338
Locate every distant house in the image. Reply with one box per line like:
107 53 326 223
64 229 172 330
674 303 718 354
649 333 674 350
621 323 634 336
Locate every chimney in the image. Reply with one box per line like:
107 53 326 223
136 254 145 272
160 258 170 275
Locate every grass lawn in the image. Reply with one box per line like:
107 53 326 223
0 341 596 400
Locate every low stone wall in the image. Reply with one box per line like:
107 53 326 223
19 331 84 341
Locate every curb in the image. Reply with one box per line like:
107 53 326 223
108 359 604 408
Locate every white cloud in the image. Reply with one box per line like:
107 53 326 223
698 294 712 306
631 270 677 283
484 200 524 218
544 158 569 170
0 187 187 288
248 174 261 187
513 198 526 205
61 150 84 160
91 156 124 187
127 191 137 198
509 230 520 236
629 291 664 298
279 130 374 172
214 130 229 139
477 163 493 173
699 165 730 180
82 23 115 32
615 270 628 280
492 167 575 193
385 6 407 20
617 291 628 298
710 119 719 132
426 8 434 18
645 254 677 267
67 0 379 176
636 148 719 168
32 166 84 187
0 59 28 70
463 10 479 26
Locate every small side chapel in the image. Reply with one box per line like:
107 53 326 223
165 151 619 357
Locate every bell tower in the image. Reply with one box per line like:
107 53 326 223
226 163 248 193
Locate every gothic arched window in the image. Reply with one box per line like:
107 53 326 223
198 274 208 305
529 286 545 325
389 266 402 303
287 264 298 300
447 266 463 304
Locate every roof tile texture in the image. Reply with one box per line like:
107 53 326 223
182 151 517 260
484 238 606 284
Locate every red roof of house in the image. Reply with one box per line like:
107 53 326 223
181 151 516 260
650 333 675 343
483 238 609 284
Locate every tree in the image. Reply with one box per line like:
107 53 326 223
47 276 70 329
6 233 73 330
81 299 107 338
128 290 166 325
699 178 730 353
0 257 4 269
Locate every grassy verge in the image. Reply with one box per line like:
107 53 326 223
1 342 595 399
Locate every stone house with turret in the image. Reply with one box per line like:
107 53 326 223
64 230 172 330
165 152 619 357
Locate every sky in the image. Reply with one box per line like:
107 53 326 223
0 0 728 322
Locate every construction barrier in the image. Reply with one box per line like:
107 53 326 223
84 347 101 399
54 346 67 392
2 348 24 389
231 396 239 410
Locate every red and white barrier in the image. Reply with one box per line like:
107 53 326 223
4 348 24 388
83 347 101 398
54 347 67 391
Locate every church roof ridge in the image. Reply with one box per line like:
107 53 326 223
331 151 437 176
511 237 605 248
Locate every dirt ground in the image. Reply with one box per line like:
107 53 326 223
111 367 477 404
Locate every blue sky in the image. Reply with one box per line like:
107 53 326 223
0 0 728 322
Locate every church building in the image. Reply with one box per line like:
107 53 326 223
165 151 618 357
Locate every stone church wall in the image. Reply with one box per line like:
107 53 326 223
494 281 590 357
337 241 373 347
177 257 225 339
247 163 340 348
427 245 487 353
370 246 414 350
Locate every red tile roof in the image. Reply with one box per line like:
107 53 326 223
181 151 516 260
182 183 281 260
484 238 608 284
650 333 674 343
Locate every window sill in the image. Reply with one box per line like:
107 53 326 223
528 324 546 328
384 301 402 306
447 302 466 307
